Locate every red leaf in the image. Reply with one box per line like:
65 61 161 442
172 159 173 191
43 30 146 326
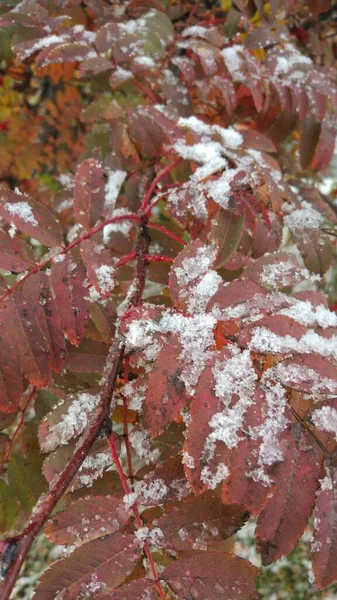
37 42 96 66
0 292 50 386
0 231 35 272
45 495 129 545
0 325 23 413
0 190 63 247
143 335 188 437
162 551 259 600
80 239 116 297
312 465 337 588
256 424 321 565
34 534 139 599
51 254 89 346
311 119 336 171
109 578 157 599
221 387 272 516
238 315 306 354
74 158 106 231
23 273 65 373
154 497 249 551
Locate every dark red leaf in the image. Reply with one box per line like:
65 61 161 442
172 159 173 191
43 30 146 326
0 292 50 386
143 335 188 437
51 254 89 346
154 497 249 551
0 231 35 273
256 424 321 565
109 578 157 599
0 325 23 413
312 465 337 588
23 273 65 373
162 551 259 600
34 534 139 599
45 495 129 545
80 239 116 298
74 158 106 231
0 190 63 247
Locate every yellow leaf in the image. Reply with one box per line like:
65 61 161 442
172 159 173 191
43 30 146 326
220 0 232 8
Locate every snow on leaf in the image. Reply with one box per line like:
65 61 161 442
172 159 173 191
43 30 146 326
0 231 35 273
221 387 273 516
256 424 321 565
312 465 337 589
184 354 226 494
45 495 129 546
162 551 259 600
245 251 314 291
39 390 100 453
0 291 50 386
154 497 249 552
74 158 106 231
0 189 63 247
34 533 139 599
169 240 220 312
310 405 337 439
51 254 89 346
81 239 116 298
37 42 97 66
143 334 188 437
269 354 337 395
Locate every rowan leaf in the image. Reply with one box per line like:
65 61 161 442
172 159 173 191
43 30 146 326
161 551 259 600
109 578 157 599
255 424 321 565
45 495 130 546
0 291 50 386
39 389 100 453
34 534 139 599
212 208 244 268
80 239 116 298
23 272 65 373
0 325 24 413
51 254 89 346
7 451 46 514
143 334 188 437
0 230 35 272
74 158 106 231
154 497 249 551
0 189 63 247
312 465 337 589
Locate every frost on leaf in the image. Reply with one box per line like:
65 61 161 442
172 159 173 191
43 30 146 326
312 465 337 589
256 424 321 565
34 533 139 599
0 189 63 247
162 551 259 600
39 390 100 453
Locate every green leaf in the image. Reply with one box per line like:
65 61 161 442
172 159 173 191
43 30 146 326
8 451 46 513
0 480 17 533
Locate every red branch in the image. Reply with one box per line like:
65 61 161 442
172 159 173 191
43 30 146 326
0 218 150 600
141 159 182 212
107 435 166 600
0 213 140 304
145 254 174 263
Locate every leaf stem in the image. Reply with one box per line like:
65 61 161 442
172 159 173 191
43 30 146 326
141 159 182 212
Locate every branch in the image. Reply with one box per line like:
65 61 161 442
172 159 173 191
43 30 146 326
0 219 150 600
